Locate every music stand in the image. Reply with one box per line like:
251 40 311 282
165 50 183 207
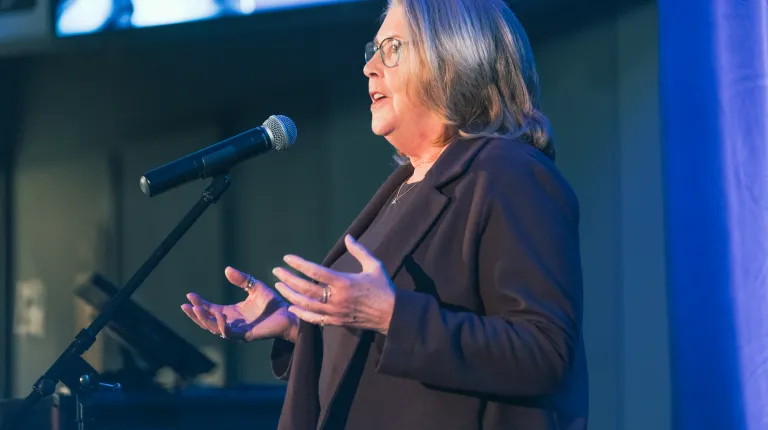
73 272 216 389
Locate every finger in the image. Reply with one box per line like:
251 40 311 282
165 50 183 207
274 282 328 314
211 310 228 339
272 267 324 300
344 235 381 272
181 304 208 331
186 293 208 307
282 255 343 286
187 293 222 313
192 305 219 333
224 266 263 295
288 306 345 327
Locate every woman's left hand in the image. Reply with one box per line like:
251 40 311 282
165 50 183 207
272 235 396 335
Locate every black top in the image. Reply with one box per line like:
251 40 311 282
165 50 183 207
319 179 423 429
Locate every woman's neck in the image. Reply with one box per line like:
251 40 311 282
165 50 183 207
406 144 448 183
388 119 449 183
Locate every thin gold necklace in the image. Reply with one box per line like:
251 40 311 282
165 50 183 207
392 181 419 205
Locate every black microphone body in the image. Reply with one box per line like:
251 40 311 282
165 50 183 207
140 115 296 197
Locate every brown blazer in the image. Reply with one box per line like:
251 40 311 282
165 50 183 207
270 137 588 430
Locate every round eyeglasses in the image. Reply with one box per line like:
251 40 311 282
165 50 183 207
365 37 406 68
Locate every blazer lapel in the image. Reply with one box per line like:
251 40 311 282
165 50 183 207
368 136 491 283
320 165 413 268
317 138 492 429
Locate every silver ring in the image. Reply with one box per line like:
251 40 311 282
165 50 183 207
245 275 255 291
321 287 328 304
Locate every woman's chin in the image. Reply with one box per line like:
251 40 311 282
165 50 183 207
370 120 394 137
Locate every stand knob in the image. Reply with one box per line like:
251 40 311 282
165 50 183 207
79 374 92 388
34 378 57 397
78 374 121 392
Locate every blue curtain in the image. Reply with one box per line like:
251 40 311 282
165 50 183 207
660 0 768 429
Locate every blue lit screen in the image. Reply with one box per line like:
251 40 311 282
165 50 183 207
55 0 363 37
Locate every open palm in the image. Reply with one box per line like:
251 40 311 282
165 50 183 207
181 267 296 342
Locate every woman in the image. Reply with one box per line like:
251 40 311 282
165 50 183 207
181 0 588 428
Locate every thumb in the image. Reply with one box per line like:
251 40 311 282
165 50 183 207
344 235 380 272
225 266 261 294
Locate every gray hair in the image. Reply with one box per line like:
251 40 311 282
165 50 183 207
386 0 555 160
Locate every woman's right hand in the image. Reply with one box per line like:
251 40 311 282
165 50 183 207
181 266 298 343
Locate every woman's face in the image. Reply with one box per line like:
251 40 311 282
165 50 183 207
364 6 443 147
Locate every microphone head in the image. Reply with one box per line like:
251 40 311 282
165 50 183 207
263 115 297 151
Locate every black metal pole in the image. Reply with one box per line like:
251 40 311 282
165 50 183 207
0 130 14 402
0 57 23 402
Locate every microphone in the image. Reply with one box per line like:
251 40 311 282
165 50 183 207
139 114 297 197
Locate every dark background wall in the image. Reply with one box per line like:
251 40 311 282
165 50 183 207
1 0 668 429
535 4 668 428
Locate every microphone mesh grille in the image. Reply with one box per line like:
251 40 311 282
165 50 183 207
263 115 297 151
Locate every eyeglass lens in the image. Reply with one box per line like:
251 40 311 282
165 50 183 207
364 39 402 67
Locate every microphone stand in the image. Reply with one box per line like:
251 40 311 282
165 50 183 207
1 174 232 430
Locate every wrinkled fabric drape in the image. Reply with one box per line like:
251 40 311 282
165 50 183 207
660 0 768 429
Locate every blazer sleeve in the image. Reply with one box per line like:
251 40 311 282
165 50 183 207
376 153 582 398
